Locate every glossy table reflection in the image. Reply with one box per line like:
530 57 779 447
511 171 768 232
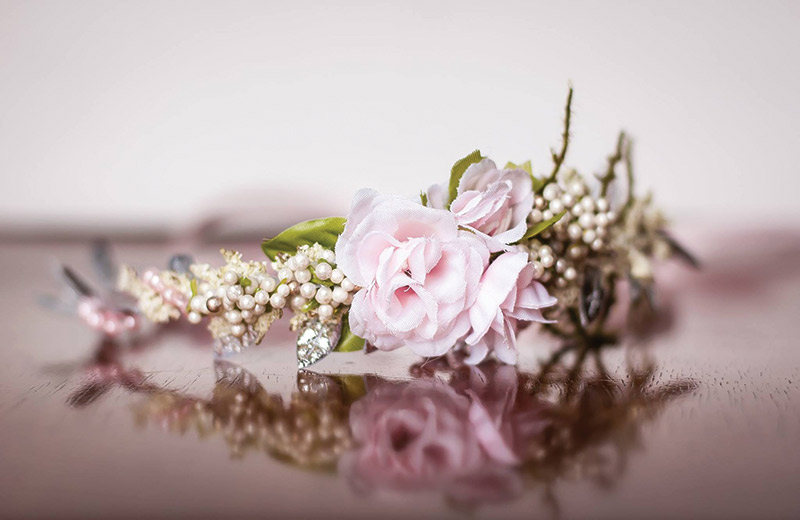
1 229 799 519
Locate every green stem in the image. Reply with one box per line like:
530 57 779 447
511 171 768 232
599 131 626 197
540 86 574 190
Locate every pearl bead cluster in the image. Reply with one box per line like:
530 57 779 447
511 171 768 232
271 245 357 322
527 177 617 288
186 268 279 338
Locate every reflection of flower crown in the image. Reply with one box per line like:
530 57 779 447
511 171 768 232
94 356 695 510
51 88 695 367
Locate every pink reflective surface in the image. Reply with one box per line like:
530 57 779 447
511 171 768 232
1 228 799 519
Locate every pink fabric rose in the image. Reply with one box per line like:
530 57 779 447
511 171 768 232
466 251 557 364
336 189 489 356
427 159 534 252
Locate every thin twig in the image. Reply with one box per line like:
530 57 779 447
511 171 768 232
598 131 626 197
541 86 574 189
621 137 635 216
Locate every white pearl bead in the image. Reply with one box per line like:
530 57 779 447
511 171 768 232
276 284 290 298
244 284 256 295
238 294 255 310
330 268 345 284
223 270 239 285
555 259 567 273
277 268 294 283
529 209 543 223
260 276 277 292
254 290 269 306
595 213 609 228
206 296 222 313
315 286 332 304
315 262 332 280
240 309 253 321
291 295 307 309
606 210 617 221
578 213 595 229
568 223 582 240
569 245 585 259
549 199 565 214
542 184 560 201
295 269 311 284
596 226 607 238
542 209 554 221
582 229 597 244
596 198 609 212
225 310 242 324
294 254 310 269
540 255 555 268
190 295 207 313
571 203 584 216
534 196 546 209
286 256 298 271
269 293 286 309
564 267 577 281
591 238 604 251
188 311 202 324
288 281 299 292
198 282 211 294
532 261 545 278
321 250 336 264
332 286 349 303
300 282 317 299
538 245 553 257
561 193 575 208
231 324 246 337
254 304 265 314
226 285 244 302
318 304 333 319
580 197 595 212
568 180 585 196
341 278 355 292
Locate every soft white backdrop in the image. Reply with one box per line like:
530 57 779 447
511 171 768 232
1 0 798 233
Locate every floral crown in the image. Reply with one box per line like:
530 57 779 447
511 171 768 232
50 88 695 368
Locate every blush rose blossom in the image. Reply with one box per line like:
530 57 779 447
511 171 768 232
427 159 534 252
335 189 489 357
465 251 557 365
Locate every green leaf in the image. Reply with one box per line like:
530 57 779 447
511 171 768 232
419 190 428 206
261 217 346 261
239 277 252 288
448 150 484 208
186 278 198 312
334 312 365 352
506 160 544 192
516 210 566 242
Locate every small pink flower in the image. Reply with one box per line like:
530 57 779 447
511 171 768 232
466 251 557 364
428 159 534 252
336 189 489 356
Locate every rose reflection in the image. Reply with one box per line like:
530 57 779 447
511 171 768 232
68 354 696 510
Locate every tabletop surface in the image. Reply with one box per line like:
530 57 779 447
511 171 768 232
1 228 799 519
